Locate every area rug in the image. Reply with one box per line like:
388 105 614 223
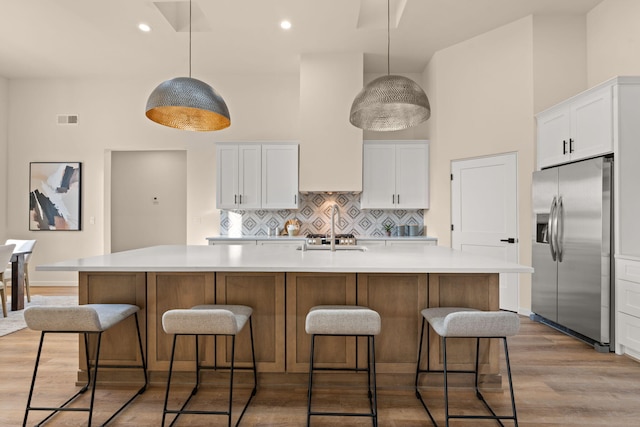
0 295 78 337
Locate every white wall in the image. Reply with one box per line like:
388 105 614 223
0 76 7 240
7 72 298 285
422 16 535 312
532 15 587 113
587 0 640 86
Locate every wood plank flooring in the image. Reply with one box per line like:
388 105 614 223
2 287 640 426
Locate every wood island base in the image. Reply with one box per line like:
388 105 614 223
78 271 502 390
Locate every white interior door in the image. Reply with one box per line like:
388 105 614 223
451 153 519 312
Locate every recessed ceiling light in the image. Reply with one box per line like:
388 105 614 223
280 20 292 30
138 23 151 32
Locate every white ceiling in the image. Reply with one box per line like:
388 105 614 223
0 0 602 80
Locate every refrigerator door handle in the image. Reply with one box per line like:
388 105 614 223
549 197 557 261
557 196 564 262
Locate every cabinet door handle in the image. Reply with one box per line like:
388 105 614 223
294 194 297 204
234 194 237 204
239 194 242 204
563 140 568 155
392 194 395 204
569 138 574 153
397 194 400 204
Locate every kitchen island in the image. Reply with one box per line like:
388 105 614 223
38 244 532 389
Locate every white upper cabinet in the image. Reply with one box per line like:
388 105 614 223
537 84 613 169
216 144 240 209
261 144 299 209
361 141 429 209
216 143 299 210
216 144 261 209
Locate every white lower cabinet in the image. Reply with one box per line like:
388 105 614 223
357 239 437 248
357 239 387 248
207 240 256 246
618 313 640 360
386 240 436 248
207 238 305 247
616 257 640 359
257 239 303 248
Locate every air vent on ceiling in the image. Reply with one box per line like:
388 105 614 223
57 114 78 125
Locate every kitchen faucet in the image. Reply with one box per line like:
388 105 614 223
330 204 340 252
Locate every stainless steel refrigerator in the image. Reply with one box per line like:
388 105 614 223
531 156 613 351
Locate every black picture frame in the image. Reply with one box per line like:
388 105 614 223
29 162 82 231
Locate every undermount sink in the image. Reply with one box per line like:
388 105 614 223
297 245 368 252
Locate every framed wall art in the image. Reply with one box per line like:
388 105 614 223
29 162 82 231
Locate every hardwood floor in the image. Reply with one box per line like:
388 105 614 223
2 287 640 426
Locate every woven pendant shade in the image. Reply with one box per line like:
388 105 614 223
349 75 430 131
349 0 430 131
146 77 230 132
145 0 230 132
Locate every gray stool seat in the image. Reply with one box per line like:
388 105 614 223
163 304 252 335
415 307 520 427
25 304 139 332
161 304 257 427
23 303 147 427
420 307 520 338
305 305 381 335
306 305 381 427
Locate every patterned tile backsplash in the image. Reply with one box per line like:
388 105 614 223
220 193 425 237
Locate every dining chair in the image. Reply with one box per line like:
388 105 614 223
0 244 17 317
3 239 37 303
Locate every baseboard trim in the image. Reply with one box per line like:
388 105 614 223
30 281 78 287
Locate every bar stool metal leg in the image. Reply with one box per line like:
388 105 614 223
443 336 518 427
23 309 147 427
162 308 257 427
369 335 378 427
306 334 378 427
416 308 520 427
305 305 381 427
415 317 438 426
306 334 316 427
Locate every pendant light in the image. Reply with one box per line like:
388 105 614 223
146 0 230 131
350 0 430 131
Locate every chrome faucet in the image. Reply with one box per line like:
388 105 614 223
330 204 340 252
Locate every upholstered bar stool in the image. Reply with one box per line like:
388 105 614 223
161 304 257 427
305 305 381 427
415 307 520 427
23 304 147 427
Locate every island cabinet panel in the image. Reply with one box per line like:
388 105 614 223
427 273 500 379
356 273 427 374
147 272 216 372
78 272 146 373
215 272 286 372
286 273 357 372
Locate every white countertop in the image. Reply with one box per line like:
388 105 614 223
205 235 438 241
37 244 533 274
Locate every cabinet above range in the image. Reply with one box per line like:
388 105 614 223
216 143 299 210
361 140 430 209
